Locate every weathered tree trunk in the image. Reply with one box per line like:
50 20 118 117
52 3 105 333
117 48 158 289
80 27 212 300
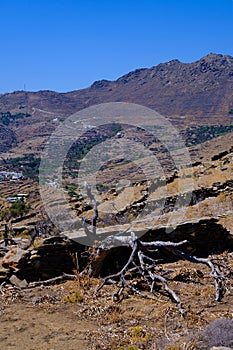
82 184 230 312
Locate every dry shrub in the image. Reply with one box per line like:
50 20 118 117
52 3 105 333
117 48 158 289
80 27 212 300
195 318 233 348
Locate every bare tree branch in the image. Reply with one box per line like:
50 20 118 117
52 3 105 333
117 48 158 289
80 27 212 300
82 183 229 312
95 234 227 312
22 273 76 289
165 247 225 301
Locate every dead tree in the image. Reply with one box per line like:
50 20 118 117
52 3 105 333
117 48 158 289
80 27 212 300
82 182 98 243
3 224 8 247
3 223 16 246
82 184 228 312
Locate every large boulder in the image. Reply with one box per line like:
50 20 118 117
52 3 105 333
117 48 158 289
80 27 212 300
2 247 28 270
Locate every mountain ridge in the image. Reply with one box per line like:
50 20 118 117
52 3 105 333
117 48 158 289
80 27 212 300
0 52 233 158
2 52 232 95
0 53 233 123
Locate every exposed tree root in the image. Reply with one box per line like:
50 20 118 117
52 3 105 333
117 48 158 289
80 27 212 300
95 233 226 313
83 184 228 313
23 273 76 289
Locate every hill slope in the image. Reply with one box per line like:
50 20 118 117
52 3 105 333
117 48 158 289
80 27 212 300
0 53 233 122
0 53 233 156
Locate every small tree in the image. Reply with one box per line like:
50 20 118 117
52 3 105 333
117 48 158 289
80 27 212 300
10 199 30 218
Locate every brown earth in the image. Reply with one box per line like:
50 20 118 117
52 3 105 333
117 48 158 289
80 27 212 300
0 53 233 156
0 53 233 122
0 53 233 349
0 253 233 350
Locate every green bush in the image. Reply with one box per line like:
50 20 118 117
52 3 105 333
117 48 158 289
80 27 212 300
68 189 79 198
10 155 40 181
184 124 233 146
0 111 31 126
10 200 30 217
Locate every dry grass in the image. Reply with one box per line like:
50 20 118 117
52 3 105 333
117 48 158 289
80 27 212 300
0 252 233 349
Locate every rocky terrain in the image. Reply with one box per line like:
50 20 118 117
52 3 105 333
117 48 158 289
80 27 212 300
0 54 233 119
0 53 233 349
0 53 233 158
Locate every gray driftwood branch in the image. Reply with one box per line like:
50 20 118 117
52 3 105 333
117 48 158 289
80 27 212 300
82 184 227 312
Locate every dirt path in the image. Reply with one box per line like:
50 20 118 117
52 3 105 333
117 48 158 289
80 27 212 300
31 107 57 116
0 303 97 350
0 254 233 349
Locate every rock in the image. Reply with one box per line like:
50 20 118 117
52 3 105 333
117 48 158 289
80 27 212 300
10 238 81 282
0 265 10 282
9 275 28 288
220 166 228 171
30 254 41 260
0 246 9 257
29 250 38 255
43 235 67 244
30 259 41 269
2 247 28 269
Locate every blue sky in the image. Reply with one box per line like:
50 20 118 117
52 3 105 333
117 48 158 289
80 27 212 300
0 0 233 93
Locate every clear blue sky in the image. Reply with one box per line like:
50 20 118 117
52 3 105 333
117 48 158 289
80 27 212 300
0 0 233 93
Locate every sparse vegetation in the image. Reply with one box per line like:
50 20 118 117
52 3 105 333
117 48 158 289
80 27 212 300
63 291 84 303
63 123 121 177
63 183 80 197
0 200 30 220
1 56 233 350
9 199 30 218
184 124 233 146
0 111 31 126
9 155 41 181
195 318 233 348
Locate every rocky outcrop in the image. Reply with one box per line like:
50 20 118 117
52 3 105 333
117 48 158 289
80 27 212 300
2 247 28 269
0 236 84 286
66 216 233 276
0 53 233 145
1 216 232 285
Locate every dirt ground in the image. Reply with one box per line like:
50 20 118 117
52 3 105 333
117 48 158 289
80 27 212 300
0 253 233 350
0 303 97 350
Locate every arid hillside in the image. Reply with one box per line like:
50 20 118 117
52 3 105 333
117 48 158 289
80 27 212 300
1 53 233 119
0 53 233 349
0 53 233 157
